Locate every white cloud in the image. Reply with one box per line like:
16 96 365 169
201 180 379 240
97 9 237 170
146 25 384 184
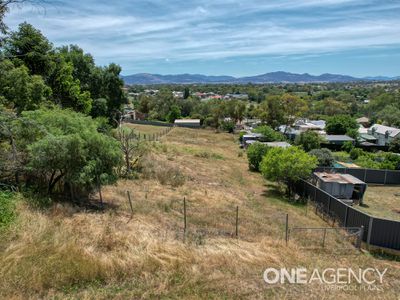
4 0 400 68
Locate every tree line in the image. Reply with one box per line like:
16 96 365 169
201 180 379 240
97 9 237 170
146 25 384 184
0 3 129 203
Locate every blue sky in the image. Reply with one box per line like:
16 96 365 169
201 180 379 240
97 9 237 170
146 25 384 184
5 0 400 76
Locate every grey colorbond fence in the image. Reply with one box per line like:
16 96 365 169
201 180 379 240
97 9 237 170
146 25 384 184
123 119 174 127
294 179 400 251
315 167 400 185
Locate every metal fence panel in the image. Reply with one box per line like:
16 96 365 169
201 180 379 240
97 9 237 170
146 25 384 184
385 171 400 184
365 169 386 184
329 198 347 224
314 167 400 184
369 218 400 250
346 168 366 181
339 207 371 241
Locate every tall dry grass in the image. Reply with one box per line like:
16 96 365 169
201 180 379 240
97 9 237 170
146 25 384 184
0 127 399 299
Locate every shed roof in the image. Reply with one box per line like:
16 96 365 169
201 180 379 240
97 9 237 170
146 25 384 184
314 172 365 184
174 119 200 124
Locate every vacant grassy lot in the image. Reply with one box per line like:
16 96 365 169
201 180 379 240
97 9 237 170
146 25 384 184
359 185 400 221
0 127 399 299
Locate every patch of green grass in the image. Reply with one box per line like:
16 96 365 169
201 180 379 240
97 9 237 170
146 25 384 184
0 191 18 229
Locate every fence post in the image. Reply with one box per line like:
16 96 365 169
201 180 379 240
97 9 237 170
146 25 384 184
357 226 364 249
363 168 367 182
235 206 239 238
328 196 332 213
97 175 103 208
384 170 388 185
322 228 327 248
285 214 289 245
127 191 134 217
344 206 349 227
183 197 187 237
366 217 374 246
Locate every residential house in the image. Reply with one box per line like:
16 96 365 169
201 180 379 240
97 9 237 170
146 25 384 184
368 124 400 146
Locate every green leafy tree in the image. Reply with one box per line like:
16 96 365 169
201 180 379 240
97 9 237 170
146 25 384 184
309 148 334 167
377 104 400 127
294 131 322 152
247 142 269 171
4 22 53 77
48 57 92 114
325 115 358 135
281 94 308 133
388 137 400 153
10 108 122 199
256 95 284 128
260 146 317 198
183 87 190 99
91 98 108 118
220 119 235 133
0 64 52 112
253 125 285 142
166 105 181 123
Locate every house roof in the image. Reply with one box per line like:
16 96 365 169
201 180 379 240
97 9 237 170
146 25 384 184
324 135 355 142
369 124 400 138
265 142 292 148
359 133 377 141
356 117 370 123
314 172 365 185
174 119 200 124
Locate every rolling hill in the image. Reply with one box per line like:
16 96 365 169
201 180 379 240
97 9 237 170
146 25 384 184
122 71 400 85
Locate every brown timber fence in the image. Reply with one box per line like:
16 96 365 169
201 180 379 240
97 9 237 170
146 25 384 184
294 168 400 251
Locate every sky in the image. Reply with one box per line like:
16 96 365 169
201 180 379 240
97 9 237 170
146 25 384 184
5 0 400 77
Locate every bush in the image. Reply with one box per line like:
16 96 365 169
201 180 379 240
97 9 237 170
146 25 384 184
253 125 285 142
139 155 186 187
325 115 358 135
247 142 269 171
294 131 322 152
220 120 235 133
260 146 317 198
0 192 17 229
309 148 334 167
342 141 354 153
389 137 400 153
349 148 364 160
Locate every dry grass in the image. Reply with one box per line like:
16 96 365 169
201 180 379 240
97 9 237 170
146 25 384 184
359 185 400 221
0 127 400 299
124 123 170 135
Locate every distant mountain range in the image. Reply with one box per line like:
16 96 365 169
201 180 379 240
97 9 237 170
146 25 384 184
121 71 400 85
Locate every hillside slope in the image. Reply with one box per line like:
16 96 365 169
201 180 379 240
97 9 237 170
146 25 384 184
0 127 399 299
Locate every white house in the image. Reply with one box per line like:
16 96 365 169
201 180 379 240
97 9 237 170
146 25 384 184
368 124 400 146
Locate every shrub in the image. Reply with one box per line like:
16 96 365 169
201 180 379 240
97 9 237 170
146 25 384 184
349 148 364 160
247 142 269 171
220 120 235 133
294 131 322 152
0 191 17 229
342 141 354 153
325 115 358 135
260 146 317 198
139 155 186 187
309 148 334 167
389 137 400 153
253 125 285 142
